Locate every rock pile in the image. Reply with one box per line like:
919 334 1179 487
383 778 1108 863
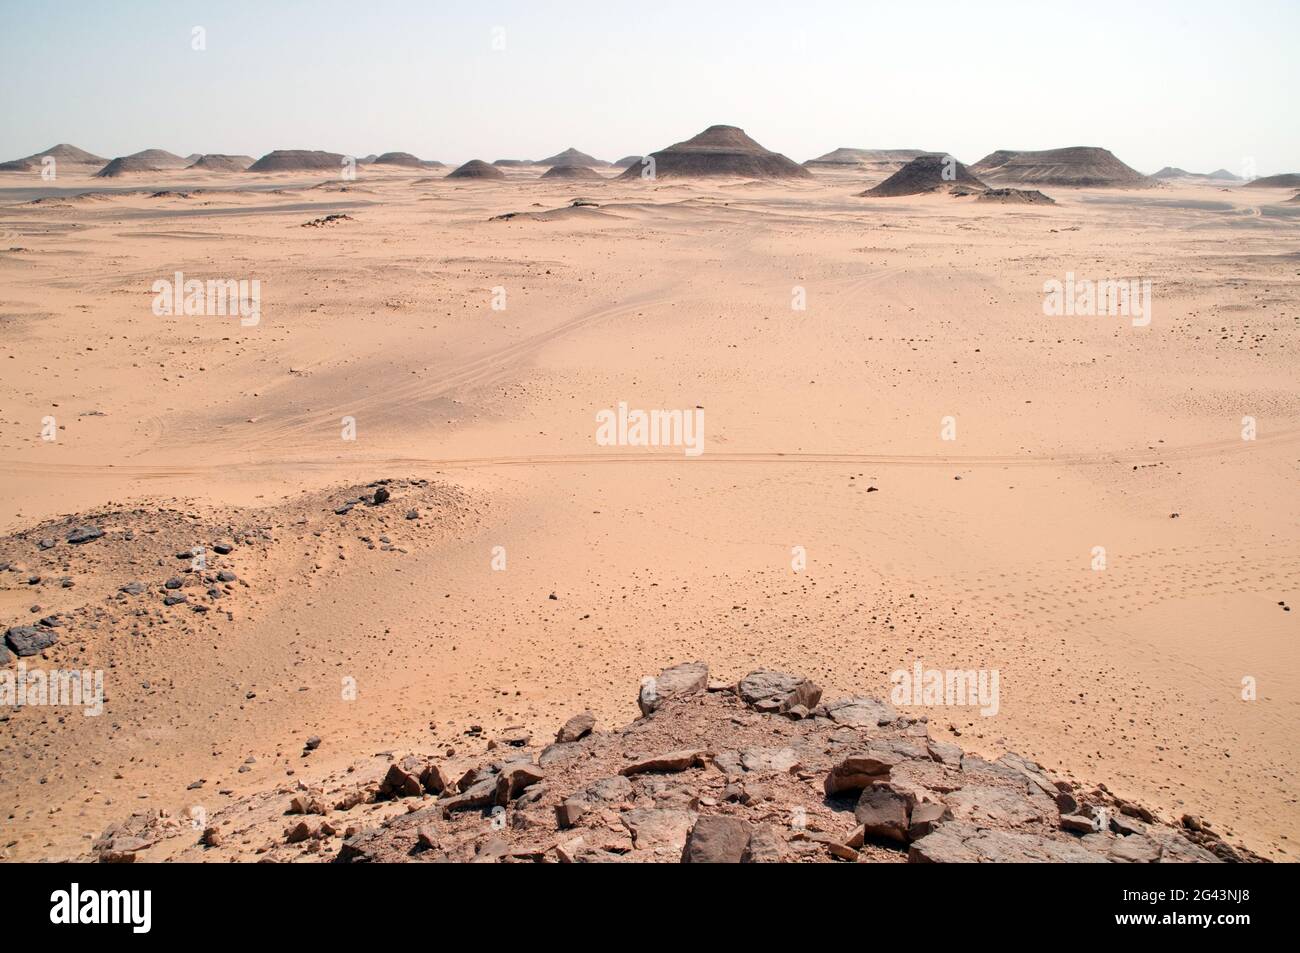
102 663 1259 863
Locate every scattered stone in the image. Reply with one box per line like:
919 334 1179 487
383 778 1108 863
5 625 57 657
66 525 104 544
620 749 709 777
556 711 596 743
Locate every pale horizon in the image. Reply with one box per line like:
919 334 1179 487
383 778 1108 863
2 0 1298 176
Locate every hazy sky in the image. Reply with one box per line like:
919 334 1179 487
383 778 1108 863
2 0 1297 175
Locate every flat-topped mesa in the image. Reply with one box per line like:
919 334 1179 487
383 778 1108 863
804 147 934 170
445 159 506 180
246 149 347 173
970 146 1152 188
371 151 443 168
620 125 812 181
860 154 987 197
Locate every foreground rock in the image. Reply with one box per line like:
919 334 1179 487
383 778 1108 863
88 663 1265 864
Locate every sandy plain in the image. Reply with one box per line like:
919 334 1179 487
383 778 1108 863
0 162 1296 861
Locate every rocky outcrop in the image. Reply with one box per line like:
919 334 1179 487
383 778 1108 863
89 664 1264 864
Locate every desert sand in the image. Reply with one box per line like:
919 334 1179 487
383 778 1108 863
0 153 1297 863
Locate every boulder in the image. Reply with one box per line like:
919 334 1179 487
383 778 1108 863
1109 834 1162 863
555 798 590 829
738 670 822 713
824 696 899 727
908 801 950 840
639 661 709 715
854 785 911 842
586 775 634 802
420 763 454 795
620 749 708 777
909 821 1109 863
741 823 788 863
682 815 752 863
621 808 694 853
440 777 498 817
739 747 802 773
824 750 903 795
5 625 57 657
945 783 1051 826
1060 814 1096 834
378 761 424 799
494 763 544 805
556 711 596 743
66 525 105 544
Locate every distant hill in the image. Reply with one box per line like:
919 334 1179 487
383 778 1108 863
619 125 811 181
1243 173 1300 188
446 160 505 180
971 147 1151 187
0 143 106 172
94 149 190 177
538 147 609 168
246 150 347 173
187 154 255 172
860 154 986 197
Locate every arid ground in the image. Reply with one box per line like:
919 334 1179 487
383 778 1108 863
1 164 1296 861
